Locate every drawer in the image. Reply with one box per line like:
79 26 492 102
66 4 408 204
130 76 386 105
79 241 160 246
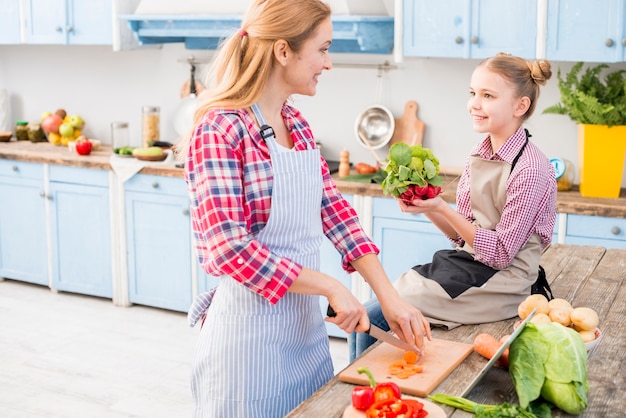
125 174 187 196
49 165 108 187
0 160 43 180
566 214 626 242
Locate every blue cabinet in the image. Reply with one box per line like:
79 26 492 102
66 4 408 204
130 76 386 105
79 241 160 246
564 214 626 249
23 0 112 45
0 161 48 285
371 198 453 288
403 0 536 59
0 0 21 44
546 0 626 63
125 174 192 312
49 166 112 297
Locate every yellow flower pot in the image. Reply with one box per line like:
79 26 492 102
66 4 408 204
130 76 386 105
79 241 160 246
578 124 626 198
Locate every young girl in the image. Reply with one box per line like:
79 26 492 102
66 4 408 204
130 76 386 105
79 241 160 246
350 53 557 360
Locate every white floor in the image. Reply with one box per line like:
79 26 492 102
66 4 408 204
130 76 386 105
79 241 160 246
0 279 349 418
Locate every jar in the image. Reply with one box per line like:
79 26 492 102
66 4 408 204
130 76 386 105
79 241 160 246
141 106 160 147
15 121 29 141
28 123 46 143
111 121 130 149
550 157 574 191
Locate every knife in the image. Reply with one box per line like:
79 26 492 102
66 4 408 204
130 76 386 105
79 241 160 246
326 305 419 353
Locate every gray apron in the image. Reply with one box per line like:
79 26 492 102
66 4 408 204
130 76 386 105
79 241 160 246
189 104 333 417
393 134 541 328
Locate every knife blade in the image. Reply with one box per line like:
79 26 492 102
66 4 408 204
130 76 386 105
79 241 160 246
326 305 420 354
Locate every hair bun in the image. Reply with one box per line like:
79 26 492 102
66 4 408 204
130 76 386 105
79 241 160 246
529 60 552 86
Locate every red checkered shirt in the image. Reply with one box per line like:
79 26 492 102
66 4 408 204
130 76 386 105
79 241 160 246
185 104 378 304
454 127 557 269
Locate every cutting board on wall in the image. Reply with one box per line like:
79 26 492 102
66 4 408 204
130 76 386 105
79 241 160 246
338 338 473 397
390 100 425 147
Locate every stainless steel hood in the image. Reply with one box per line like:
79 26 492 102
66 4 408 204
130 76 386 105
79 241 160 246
119 0 394 53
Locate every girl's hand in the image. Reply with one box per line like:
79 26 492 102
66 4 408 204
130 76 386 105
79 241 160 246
379 296 431 354
397 196 445 214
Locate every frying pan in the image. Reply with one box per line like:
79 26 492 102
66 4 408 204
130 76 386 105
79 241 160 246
173 64 198 138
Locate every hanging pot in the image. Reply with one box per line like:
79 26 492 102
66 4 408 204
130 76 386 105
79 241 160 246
173 64 199 138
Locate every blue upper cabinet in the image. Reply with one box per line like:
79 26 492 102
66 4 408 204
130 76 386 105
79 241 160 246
546 0 626 63
0 0 21 44
403 0 537 59
23 0 112 45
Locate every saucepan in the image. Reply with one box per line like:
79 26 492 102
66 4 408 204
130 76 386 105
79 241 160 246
354 105 395 150
173 64 199 139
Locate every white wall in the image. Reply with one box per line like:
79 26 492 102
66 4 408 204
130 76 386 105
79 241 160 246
1 43 625 186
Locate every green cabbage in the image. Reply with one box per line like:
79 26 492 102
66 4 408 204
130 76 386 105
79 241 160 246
509 322 589 415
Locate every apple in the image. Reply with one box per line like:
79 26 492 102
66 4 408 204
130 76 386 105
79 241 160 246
41 111 52 121
67 114 84 128
75 139 92 156
41 114 64 134
59 122 74 138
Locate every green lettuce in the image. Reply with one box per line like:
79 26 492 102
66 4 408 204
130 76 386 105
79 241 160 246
509 322 589 415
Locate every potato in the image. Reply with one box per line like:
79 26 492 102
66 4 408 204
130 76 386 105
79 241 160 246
578 329 597 343
570 307 599 331
549 308 572 327
530 312 552 324
548 298 573 312
518 294 550 319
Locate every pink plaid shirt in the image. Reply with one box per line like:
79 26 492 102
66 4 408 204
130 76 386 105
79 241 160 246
185 104 378 304
454 127 557 269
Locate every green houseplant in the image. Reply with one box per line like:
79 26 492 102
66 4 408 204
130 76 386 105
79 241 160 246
543 62 626 198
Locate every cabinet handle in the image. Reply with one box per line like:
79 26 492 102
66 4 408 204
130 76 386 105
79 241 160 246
471 36 479 44
12 165 18 172
55 26 63 33
454 36 463 44
622 38 626 47
39 190 45 198
182 208 190 216
66 25 74 33
152 182 159 189
46 194 53 200
611 226 621 235
605 38 615 47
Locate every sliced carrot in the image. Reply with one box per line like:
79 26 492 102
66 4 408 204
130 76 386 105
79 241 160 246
403 351 419 365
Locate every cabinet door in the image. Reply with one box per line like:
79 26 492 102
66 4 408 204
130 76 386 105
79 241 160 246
0 161 48 285
372 198 453 287
0 0 21 44
49 167 112 297
546 0 625 62
564 214 626 250
125 176 192 312
23 0 112 45
403 0 536 59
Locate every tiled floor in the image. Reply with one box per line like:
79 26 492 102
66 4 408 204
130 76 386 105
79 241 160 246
0 279 349 418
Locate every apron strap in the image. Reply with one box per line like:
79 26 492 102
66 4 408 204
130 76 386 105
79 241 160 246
250 103 276 141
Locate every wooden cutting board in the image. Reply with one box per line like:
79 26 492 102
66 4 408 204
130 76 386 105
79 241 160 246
390 100 425 147
338 338 472 397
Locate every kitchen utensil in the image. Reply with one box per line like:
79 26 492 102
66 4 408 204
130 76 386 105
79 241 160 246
459 308 537 398
327 305 416 353
342 396 446 418
338 337 473 397
173 64 198 138
354 105 394 150
389 100 424 147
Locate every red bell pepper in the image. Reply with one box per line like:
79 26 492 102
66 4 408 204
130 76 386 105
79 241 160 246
352 385 375 411
357 367 402 403
365 398 420 418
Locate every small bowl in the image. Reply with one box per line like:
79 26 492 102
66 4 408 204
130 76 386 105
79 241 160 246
354 105 395 150
584 328 602 352
0 131 13 142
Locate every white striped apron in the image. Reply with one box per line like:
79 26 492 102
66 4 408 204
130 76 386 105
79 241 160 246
190 104 333 417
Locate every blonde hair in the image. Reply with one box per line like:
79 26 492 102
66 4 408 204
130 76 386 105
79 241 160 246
478 53 552 121
176 0 331 157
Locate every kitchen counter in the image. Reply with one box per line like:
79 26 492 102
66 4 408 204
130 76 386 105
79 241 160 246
1 141 626 217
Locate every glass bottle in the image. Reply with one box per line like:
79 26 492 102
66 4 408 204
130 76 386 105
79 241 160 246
111 121 130 149
141 106 160 147
15 121 29 141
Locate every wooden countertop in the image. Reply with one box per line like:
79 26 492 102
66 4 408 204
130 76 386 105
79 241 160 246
287 243 626 417
1 141 625 217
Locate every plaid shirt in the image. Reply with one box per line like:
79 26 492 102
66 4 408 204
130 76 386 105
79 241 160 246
185 104 378 304
454 127 557 269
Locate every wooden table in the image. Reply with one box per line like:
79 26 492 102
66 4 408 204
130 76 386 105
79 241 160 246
287 244 626 417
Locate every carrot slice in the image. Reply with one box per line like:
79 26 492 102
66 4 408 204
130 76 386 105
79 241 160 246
403 351 419 364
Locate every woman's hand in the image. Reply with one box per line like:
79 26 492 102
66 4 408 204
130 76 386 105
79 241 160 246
379 295 431 354
397 196 446 214
324 290 370 334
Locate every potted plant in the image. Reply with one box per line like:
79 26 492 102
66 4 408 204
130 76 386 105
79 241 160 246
543 62 626 198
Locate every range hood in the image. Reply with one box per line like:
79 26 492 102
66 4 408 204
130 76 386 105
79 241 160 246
119 0 394 54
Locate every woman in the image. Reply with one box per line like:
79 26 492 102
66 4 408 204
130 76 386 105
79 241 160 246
350 53 558 360
181 1 430 416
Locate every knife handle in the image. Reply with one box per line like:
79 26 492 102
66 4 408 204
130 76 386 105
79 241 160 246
326 305 337 318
